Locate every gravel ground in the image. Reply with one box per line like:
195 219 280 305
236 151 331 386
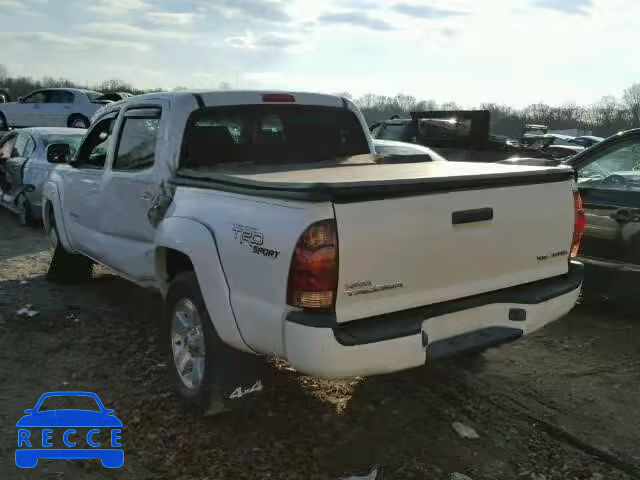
0 209 638 480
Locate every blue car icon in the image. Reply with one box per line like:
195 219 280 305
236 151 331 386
16 391 123 468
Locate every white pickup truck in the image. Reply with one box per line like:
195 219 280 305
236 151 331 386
42 91 584 413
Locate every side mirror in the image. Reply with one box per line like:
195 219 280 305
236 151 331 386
18 96 24 103
46 143 71 164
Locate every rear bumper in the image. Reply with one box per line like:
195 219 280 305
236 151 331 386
284 262 583 379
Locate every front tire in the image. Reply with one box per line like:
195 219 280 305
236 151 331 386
45 219 92 284
15 194 33 226
0 112 7 131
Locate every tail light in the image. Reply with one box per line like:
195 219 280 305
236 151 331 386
287 220 338 310
571 191 586 258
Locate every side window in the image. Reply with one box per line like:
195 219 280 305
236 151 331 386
12 133 35 158
74 115 117 169
578 140 640 191
113 108 161 171
23 91 48 104
48 91 74 104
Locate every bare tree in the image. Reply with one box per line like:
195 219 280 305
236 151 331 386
440 101 460 111
622 82 640 128
95 78 134 93
0 64 7 79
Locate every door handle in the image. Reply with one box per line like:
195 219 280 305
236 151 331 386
141 192 153 201
452 207 494 225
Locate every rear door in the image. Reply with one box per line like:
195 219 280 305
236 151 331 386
572 134 640 265
45 90 75 127
96 102 166 282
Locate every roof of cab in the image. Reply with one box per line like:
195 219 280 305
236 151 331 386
117 90 348 107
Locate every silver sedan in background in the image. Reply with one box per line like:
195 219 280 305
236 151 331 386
0 127 85 224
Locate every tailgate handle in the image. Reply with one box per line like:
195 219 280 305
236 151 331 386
452 207 493 225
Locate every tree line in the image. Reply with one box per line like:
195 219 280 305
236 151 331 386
1 64 639 138
341 85 640 138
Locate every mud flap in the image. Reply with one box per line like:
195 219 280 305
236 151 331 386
213 344 267 414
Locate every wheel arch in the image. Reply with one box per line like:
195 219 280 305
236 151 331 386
155 216 253 353
42 181 74 252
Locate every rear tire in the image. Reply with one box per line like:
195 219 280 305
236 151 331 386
45 218 92 284
164 272 265 415
165 272 227 415
67 114 89 129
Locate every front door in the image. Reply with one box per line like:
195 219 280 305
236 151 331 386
97 105 164 282
61 113 118 258
20 90 52 127
573 135 640 265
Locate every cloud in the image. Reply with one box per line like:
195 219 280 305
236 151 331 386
531 0 593 15
393 3 467 19
318 11 393 31
203 0 290 23
225 31 302 49
87 0 149 16
1 32 150 52
79 22 191 40
0 0 21 8
0 0 47 10
147 12 197 26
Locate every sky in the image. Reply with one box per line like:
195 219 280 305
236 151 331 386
0 0 638 107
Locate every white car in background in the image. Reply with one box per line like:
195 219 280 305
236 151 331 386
373 138 448 161
0 88 108 130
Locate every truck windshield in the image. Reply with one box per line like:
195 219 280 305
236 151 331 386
181 105 370 167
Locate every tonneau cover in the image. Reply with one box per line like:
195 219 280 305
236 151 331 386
172 160 573 202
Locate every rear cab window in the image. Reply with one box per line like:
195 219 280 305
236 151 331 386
113 108 161 171
180 105 370 168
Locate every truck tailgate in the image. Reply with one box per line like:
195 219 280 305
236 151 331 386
334 167 575 323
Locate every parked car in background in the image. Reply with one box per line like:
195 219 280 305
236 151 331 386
370 110 516 162
569 135 605 148
0 88 110 130
499 128 640 269
0 127 85 224
0 88 10 103
543 144 585 160
373 139 447 161
96 92 135 102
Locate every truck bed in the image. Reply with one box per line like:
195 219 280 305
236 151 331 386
173 160 574 202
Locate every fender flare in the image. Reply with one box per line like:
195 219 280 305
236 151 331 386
155 216 253 354
42 180 74 252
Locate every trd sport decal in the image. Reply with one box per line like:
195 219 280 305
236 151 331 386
232 224 280 259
